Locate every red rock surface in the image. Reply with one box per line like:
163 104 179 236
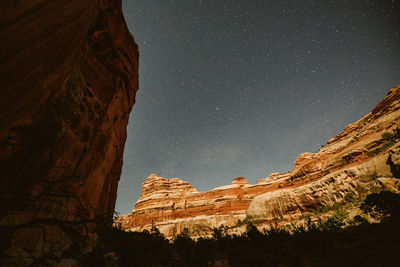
0 1 138 265
247 85 400 224
117 85 400 238
116 175 274 237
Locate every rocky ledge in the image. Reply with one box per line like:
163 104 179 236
117 85 400 238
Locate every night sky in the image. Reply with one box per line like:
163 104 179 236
116 0 400 214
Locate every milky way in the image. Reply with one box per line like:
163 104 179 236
116 0 400 214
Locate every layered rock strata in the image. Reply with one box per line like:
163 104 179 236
116 175 275 237
118 85 400 238
0 1 138 265
248 86 400 223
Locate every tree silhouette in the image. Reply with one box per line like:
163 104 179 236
360 191 400 221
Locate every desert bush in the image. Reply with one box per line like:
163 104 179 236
344 192 358 203
381 132 395 141
81 191 400 266
351 215 369 225
360 191 400 221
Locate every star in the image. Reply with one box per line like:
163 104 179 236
117 0 400 214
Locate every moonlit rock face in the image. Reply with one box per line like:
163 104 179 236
117 175 270 237
231 176 250 184
137 174 198 204
116 85 400 238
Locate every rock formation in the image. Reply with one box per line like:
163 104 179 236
115 175 275 237
118 85 400 238
0 0 138 265
247 85 400 223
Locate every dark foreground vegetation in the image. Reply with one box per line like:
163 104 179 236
82 191 400 267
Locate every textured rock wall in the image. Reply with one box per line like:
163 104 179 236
115 175 275 237
247 85 400 224
0 0 138 265
118 85 400 238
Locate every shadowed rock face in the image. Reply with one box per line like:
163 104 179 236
0 0 138 265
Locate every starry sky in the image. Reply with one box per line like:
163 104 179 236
115 0 400 214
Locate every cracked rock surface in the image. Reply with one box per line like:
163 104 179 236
0 1 138 265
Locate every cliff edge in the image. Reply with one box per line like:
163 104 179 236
117 85 400 238
0 1 138 265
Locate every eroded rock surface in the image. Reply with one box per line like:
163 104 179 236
0 1 138 265
118 85 400 238
115 175 275 237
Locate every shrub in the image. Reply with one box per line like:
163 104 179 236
332 208 348 221
369 172 378 179
381 132 395 141
212 225 228 240
244 222 263 240
367 148 382 157
352 215 369 225
344 192 358 203
317 208 348 231
81 192 400 267
336 160 347 168
360 191 400 221
356 184 368 195
82 226 172 267
367 133 396 157
314 205 331 214
236 218 250 227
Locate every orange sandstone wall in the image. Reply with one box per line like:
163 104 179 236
116 174 296 237
118 86 400 238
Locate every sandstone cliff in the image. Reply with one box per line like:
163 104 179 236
118 85 400 238
0 1 138 265
115 175 274 237
247 86 400 224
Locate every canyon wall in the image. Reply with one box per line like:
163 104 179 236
0 0 138 265
118 85 400 238
116 175 277 237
